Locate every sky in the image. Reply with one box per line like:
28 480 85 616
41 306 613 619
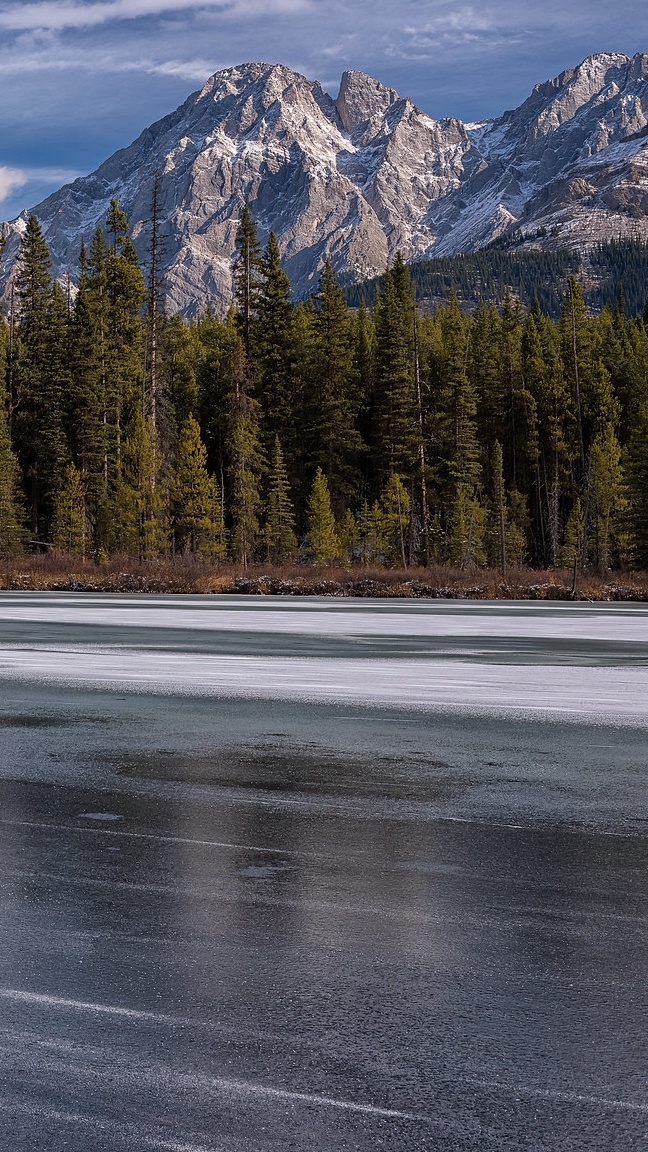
0 0 647 220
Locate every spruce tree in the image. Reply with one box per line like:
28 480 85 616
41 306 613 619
379 474 410 568
263 436 297 564
162 315 199 432
105 203 147 478
358 499 387 566
309 260 363 512
111 412 167 561
171 415 225 558
588 423 626 572
228 340 264 567
233 205 262 356
70 238 106 513
373 254 418 488
492 439 506 575
448 483 486 568
51 464 88 557
0 399 26 559
308 468 339 564
14 216 69 537
256 232 301 481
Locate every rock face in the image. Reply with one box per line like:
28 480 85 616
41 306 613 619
2 53 648 314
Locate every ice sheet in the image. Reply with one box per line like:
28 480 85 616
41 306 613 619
1 594 648 643
1 646 647 726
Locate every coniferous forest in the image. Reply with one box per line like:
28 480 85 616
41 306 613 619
2 202 648 576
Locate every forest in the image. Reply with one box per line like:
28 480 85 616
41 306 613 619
1 202 648 575
344 239 648 319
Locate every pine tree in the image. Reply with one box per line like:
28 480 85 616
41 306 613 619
146 171 165 428
309 260 363 511
379 474 410 568
373 254 418 488
263 436 297 564
255 232 301 478
562 496 585 571
70 238 106 513
111 412 167 561
448 483 486 568
51 464 88 557
171 415 225 558
358 499 386 566
105 203 147 482
0 399 26 559
162 315 199 432
337 507 358 567
308 468 339 564
233 205 262 356
492 439 506 575
560 276 590 481
14 217 69 537
228 340 264 567
589 423 626 572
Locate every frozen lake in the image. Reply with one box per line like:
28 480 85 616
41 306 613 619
1 593 648 1150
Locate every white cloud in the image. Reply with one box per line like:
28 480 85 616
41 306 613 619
0 0 312 32
0 166 27 202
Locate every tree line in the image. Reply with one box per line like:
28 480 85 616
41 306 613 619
345 239 648 321
1 202 648 572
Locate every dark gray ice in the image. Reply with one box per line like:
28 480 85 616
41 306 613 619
1 594 648 1151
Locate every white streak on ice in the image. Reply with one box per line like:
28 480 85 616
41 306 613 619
2 596 648 642
0 989 423 1122
0 1101 221 1152
467 1079 648 1114
1 646 648 725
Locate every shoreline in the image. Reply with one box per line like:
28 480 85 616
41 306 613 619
2 561 648 600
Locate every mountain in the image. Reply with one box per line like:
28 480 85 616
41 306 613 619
1 53 648 314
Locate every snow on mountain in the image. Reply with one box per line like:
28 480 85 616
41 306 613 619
1 53 647 314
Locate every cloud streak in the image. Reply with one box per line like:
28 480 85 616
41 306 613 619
0 166 27 203
0 0 647 228
0 0 311 31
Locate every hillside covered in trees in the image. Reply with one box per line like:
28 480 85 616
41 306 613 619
344 240 648 320
1 204 648 575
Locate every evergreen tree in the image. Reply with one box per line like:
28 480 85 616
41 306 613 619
588 423 626 572
379 474 410 568
70 238 106 513
14 217 69 537
111 412 167 560
448 484 486 568
105 203 147 481
0 399 26 559
162 315 199 433
171 415 225 558
373 254 418 487
358 499 387 566
263 436 297 564
309 260 363 511
491 440 506 575
307 468 339 564
233 205 262 356
228 340 264 567
51 464 88 557
255 233 301 482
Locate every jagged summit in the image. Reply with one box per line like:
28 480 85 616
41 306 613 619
1 53 647 314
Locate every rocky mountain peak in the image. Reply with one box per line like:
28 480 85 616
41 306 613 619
336 70 401 139
1 53 647 315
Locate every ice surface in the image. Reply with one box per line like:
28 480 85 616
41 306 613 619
1 595 648 726
1 594 648 643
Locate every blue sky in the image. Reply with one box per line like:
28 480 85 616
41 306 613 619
0 0 647 220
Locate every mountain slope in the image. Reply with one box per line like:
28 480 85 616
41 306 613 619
1 54 647 314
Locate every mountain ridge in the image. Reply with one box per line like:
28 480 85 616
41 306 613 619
1 52 647 314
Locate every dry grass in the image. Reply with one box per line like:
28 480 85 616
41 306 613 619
2 554 648 600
